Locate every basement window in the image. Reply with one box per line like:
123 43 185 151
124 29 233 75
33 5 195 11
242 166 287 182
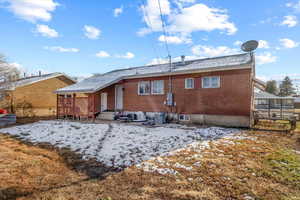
202 76 220 88
185 78 194 89
151 80 164 95
179 114 190 121
138 81 150 95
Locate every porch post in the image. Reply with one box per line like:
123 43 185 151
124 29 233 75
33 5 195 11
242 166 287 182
93 93 96 121
268 99 271 118
280 99 283 119
73 94 76 120
56 94 58 119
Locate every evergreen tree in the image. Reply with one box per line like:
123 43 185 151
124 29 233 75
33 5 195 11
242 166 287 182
265 80 278 95
279 76 295 96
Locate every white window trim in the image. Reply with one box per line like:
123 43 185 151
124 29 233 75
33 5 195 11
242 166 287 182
151 80 164 95
202 76 221 89
179 114 190 121
138 81 150 95
185 78 194 89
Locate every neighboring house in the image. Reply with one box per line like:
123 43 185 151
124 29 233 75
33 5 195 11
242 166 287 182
56 53 257 127
0 73 76 117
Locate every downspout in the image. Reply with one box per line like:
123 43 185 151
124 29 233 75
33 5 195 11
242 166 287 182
168 55 173 118
250 52 256 128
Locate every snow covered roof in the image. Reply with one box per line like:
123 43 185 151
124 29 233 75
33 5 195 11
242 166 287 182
294 97 300 103
0 72 75 91
255 91 294 99
56 53 253 94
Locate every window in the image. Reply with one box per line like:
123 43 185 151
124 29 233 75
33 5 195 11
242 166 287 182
185 78 194 89
179 114 190 121
138 81 150 95
202 76 220 88
151 80 164 94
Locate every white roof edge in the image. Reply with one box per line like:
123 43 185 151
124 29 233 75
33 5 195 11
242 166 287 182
9 73 76 90
125 63 251 80
55 78 123 94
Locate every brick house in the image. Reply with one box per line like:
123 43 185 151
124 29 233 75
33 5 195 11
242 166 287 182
56 53 258 127
0 73 76 117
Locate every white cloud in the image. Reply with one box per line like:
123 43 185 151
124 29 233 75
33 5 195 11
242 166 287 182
279 38 299 48
139 0 171 35
1 0 58 23
9 62 25 74
116 52 135 59
44 46 80 53
169 4 237 35
281 15 298 27
258 40 270 49
114 6 123 17
96 51 110 58
139 0 237 38
234 40 243 46
256 52 277 65
35 24 58 38
83 25 101 39
191 45 239 57
178 0 196 3
147 55 198 65
286 1 300 12
158 35 191 44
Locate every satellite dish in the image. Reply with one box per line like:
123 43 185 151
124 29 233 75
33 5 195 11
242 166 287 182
241 40 259 52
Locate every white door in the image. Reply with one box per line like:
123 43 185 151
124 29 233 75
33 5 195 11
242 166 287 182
115 85 123 110
101 93 107 112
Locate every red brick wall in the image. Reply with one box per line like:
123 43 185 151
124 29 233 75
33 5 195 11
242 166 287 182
122 68 252 116
94 84 116 112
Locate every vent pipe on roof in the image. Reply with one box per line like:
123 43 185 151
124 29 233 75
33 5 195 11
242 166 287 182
181 55 185 65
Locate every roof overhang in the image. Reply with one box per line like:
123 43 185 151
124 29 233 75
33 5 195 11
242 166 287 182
256 97 295 100
253 78 266 91
11 73 77 91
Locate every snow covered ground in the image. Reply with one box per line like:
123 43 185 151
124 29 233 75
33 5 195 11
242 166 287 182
0 120 240 168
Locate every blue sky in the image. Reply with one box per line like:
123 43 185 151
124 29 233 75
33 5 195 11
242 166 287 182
0 0 299 81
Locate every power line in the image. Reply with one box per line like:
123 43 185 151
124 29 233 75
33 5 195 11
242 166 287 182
157 0 171 57
140 0 161 64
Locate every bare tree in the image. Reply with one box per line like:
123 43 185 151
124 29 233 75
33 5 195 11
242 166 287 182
0 54 20 83
0 54 21 112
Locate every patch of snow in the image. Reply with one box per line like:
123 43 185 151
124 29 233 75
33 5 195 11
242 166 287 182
294 150 300 155
136 162 179 175
195 127 239 140
0 120 240 169
173 162 193 171
193 161 202 167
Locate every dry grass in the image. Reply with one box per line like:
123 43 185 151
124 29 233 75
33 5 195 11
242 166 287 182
0 130 300 200
0 134 88 200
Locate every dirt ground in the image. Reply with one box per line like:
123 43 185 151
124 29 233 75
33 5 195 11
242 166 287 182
0 129 300 200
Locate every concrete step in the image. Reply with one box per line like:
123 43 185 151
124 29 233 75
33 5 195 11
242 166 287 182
97 112 115 120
